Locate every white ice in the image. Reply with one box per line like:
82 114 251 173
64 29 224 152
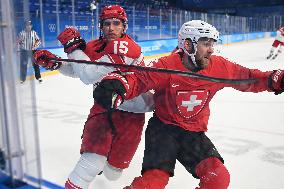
34 37 284 189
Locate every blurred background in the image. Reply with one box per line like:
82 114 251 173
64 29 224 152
1 0 284 188
13 0 284 46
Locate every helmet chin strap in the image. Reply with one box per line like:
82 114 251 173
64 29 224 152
183 42 201 72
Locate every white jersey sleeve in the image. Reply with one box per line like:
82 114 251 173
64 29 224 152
58 48 154 113
58 49 115 85
118 91 154 113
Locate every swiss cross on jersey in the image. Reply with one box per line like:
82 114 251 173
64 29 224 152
176 90 209 119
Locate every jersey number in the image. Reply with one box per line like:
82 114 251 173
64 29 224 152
114 41 128 54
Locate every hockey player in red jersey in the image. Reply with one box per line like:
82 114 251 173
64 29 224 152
93 20 284 189
33 5 153 189
267 26 284 60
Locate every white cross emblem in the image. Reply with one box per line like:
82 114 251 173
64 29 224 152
181 95 202 111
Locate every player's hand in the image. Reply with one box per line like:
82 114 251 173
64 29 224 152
57 27 86 54
33 50 62 70
93 73 129 110
269 69 284 95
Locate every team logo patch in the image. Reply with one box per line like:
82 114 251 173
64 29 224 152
176 90 209 119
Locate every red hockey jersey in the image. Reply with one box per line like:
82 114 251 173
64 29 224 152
63 34 153 113
84 34 144 66
125 53 273 132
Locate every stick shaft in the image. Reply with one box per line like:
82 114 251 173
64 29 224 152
50 58 258 85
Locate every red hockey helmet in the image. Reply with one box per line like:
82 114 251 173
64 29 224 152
100 5 128 23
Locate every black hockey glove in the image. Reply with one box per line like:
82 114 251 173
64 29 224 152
268 69 284 95
93 73 128 110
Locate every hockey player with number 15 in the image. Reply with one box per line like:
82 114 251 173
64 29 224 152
93 20 284 189
33 5 154 189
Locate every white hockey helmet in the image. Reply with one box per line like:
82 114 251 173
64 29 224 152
178 20 219 49
178 20 219 69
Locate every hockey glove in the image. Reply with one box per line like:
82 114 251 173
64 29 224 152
93 73 129 110
268 69 284 95
57 28 86 54
33 50 62 70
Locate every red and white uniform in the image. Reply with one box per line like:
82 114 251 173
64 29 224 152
58 34 154 113
124 53 273 132
272 27 284 47
60 34 153 169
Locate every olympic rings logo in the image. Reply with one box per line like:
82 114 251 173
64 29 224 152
48 24 56 32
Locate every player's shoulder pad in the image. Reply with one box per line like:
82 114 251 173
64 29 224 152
156 53 180 70
84 39 106 55
86 39 103 50
124 34 141 51
210 55 238 67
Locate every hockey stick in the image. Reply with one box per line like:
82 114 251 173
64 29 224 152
49 58 258 85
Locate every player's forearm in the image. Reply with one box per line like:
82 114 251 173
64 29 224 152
65 49 116 84
124 72 160 100
233 69 272 92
